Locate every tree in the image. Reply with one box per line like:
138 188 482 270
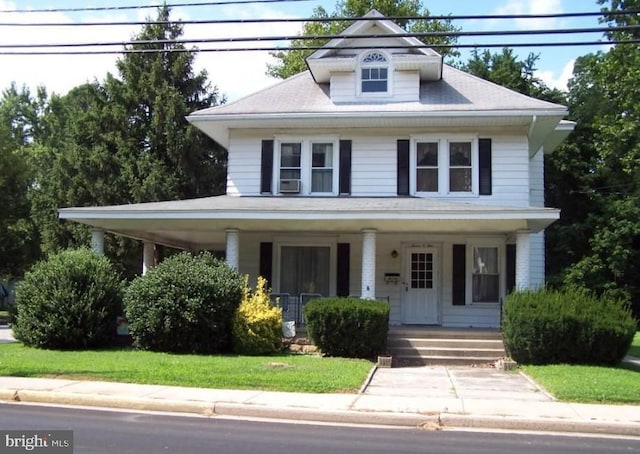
29 6 226 278
461 48 566 104
0 84 42 278
545 0 640 318
267 0 460 80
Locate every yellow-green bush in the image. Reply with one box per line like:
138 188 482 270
232 276 283 355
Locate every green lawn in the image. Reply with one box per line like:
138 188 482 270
0 343 372 393
629 332 640 358
523 363 640 404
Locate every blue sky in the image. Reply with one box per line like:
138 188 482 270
0 0 610 101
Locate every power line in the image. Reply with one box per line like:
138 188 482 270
0 40 634 55
0 0 314 14
2 10 640 25
1 26 636 50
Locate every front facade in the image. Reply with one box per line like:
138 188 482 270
60 11 574 328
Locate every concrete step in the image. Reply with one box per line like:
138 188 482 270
388 346 505 358
388 328 502 340
392 355 499 366
386 329 506 365
387 337 504 350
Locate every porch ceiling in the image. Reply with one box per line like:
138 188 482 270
59 196 559 250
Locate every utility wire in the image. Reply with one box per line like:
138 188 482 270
1 26 637 50
0 40 635 55
0 0 315 13
1 10 639 25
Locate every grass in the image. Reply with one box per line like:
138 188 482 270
0 343 373 393
523 362 640 404
629 332 640 358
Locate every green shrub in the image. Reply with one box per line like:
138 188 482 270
12 248 124 349
303 297 389 359
124 252 243 354
502 287 637 365
232 276 283 355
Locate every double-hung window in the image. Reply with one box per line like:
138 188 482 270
471 246 500 303
412 136 478 196
360 51 390 95
276 138 338 195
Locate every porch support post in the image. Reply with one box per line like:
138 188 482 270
225 229 240 270
142 241 155 275
361 229 376 299
91 229 105 255
515 229 531 290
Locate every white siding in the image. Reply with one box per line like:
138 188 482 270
235 231 506 327
393 71 419 102
489 136 530 206
351 137 397 196
529 149 545 207
330 73 355 103
225 132 533 208
226 136 262 196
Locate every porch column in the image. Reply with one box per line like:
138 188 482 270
142 241 155 275
91 229 105 255
515 229 531 290
225 229 240 270
361 229 376 299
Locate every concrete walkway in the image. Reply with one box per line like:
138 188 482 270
1 327 639 436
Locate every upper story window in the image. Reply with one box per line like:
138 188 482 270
360 51 389 94
411 136 478 196
276 137 338 195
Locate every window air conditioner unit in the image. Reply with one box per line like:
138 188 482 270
279 179 301 193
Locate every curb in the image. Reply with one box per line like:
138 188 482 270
439 413 640 437
2 389 640 437
6 390 214 416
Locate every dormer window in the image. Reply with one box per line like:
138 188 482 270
360 51 389 94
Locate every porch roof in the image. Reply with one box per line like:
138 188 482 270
59 196 559 250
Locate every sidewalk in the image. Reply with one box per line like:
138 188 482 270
1 327 639 436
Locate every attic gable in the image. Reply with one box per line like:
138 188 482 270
306 9 442 83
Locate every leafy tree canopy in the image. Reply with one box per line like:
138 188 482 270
28 5 226 278
545 0 640 318
267 0 460 79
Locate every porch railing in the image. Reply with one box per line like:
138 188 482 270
270 293 322 326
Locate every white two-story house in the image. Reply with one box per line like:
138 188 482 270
60 11 574 328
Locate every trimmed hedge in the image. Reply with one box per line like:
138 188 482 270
502 287 637 365
124 252 244 354
12 248 124 349
303 297 389 359
232 276 283 355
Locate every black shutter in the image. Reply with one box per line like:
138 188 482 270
479 138 492 195
397 139 410 195
452 244 466 306
259 242 273 286
337 243 350 297
506 244 516 294
261 140 274 194
339 140 352 195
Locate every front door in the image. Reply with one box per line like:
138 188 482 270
402 247 439 324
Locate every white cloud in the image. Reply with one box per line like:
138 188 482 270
493 0 565 29
536 58 574 91
0 2 300 101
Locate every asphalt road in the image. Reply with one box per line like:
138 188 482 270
1 403 639 453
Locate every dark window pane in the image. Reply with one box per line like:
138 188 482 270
472 275 499 302
362 80 387 92
417 169 438 192
450 168 471 192
417 143 438 166
450 142 471 165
